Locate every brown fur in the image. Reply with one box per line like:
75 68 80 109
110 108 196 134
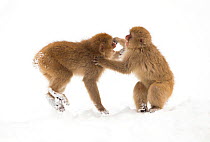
94 27 174 112
34 33 117 113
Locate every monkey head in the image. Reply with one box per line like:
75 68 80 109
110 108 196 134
91 33 116 58
125 27 152 48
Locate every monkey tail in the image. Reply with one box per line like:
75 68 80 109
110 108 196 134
32 51 44 69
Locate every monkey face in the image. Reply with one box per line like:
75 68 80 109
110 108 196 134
104 40 116 58
126 27 152 47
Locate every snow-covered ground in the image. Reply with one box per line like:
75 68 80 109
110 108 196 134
0 0 210 142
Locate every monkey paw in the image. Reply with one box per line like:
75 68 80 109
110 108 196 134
137 104 148 113
113 37 120 44
46 93 66 112
55 103 65 112
100 110 109 115
149 106 160 113
119 48 125 55
55 95 70 106
92 59 99 66
93 56 104 66
48 88 70 106
96 105 109 115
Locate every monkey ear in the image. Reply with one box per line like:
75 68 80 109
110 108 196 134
99 43 105 53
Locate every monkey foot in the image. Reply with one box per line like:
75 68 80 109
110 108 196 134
149 106 160 113
48 88 70 106
55 104 65 112
100 110 109 115
96 105 109 115
46 93 66 112
137 104 148 113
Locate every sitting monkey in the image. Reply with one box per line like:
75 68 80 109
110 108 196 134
34 33 118 113
94 27 174 112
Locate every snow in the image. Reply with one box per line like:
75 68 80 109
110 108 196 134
0 0 210 142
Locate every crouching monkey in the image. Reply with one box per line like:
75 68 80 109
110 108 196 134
94 27 174 112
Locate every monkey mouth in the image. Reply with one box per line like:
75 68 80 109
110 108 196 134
112 42 116 48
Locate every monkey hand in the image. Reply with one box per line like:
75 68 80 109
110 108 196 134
113 37 126 48
113 37 121 44
93 56 105 66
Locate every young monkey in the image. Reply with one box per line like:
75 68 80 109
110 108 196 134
34 33 117 113
94 27 174 112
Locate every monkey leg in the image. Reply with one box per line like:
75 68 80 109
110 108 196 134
83 77 108 114
45 71 72 112
133 81 148 112
147 82 172 113
39 56 72 111
48 69 72 104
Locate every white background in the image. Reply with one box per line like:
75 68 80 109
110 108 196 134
0 0 210 142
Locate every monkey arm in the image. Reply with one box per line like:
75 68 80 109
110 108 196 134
96 58 131 74
118 39 126 48
111 51 121 60
111 48 126 60
113 37 126 48
83 72 109 114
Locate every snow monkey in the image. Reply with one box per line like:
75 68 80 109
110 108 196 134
34 33 118 113
94 27 174 112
